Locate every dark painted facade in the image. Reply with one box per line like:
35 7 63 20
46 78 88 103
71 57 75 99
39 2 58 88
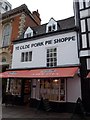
74 0 90 112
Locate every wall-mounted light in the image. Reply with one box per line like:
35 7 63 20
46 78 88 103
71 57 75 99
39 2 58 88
53 79 58 82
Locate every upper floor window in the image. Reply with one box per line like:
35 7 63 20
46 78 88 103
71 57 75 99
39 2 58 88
2 57 6 62
81 34 87 48
80 19 86 33
48 24 56 32
87 18 90 31
46 18 58 33
21 51 32 62
2 24 11 47
79 0 84 9
46 48 57 67
79 0 90 9
85 0 90 8
24 27 33 38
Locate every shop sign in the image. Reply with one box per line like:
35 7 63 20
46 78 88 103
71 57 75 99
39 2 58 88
15 36 75 51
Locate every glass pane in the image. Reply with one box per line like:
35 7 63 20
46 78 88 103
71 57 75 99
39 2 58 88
89 33 90 47
54 48 57 52
81 19 86 32
85 0 89 7
29 52 32 61
47 58 49 62
47 63 49 67
82 34 87 48
80 9 89 18
25 52 28 61
79 0 84 9
47 49 49 53
87 18 90 31
87 58 90 69
21 53 24 62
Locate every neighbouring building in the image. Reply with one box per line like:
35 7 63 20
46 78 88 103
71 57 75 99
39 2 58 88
0 4 41 101
0 0 12 14
74 0 90 112
0 17 81 112
0 4 41 72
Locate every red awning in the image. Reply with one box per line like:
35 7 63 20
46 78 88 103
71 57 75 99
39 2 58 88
87 72 90 78
27 67 78 78
0 67 78 78
0 70 29 78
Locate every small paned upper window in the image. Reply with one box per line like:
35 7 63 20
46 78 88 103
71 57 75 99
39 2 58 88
21 51 32 62
26 33 31 38
48 24 56 32
46 48 57 67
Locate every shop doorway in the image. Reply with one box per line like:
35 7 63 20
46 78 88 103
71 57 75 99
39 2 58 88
23 79 31 105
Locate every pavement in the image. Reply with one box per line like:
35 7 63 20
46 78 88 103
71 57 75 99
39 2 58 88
1 104 90 120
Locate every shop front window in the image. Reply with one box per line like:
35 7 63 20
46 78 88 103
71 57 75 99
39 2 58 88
39 79 66 102
10 79 21 96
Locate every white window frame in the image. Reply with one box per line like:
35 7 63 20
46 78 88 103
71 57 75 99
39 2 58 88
21 51 32 62
46 48 57 67
36 78 66 102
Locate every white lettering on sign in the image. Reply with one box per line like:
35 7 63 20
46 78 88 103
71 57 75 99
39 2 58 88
15 36 75 50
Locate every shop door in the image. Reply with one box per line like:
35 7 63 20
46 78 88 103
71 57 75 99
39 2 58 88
23 80 31 104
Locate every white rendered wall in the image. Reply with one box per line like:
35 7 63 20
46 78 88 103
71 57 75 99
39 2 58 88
12 32 79 69
67 75 81 102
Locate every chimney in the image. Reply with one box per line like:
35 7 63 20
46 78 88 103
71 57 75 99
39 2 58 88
32 9 41 25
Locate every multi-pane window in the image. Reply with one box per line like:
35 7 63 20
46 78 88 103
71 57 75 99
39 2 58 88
47 48 57 67
2 24 11 47
80 18 90 48
39 79 66 101
48 24 56 32
21 51 32 62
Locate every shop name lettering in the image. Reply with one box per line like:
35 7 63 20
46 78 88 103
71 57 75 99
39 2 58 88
15 36 75 50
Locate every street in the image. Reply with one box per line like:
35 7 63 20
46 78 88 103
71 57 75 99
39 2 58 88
1 104 90 120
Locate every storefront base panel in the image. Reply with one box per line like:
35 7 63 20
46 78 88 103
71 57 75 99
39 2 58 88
3 95 24 106
29 98 76 113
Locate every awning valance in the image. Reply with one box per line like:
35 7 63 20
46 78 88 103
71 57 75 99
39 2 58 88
87 72 90 78
0 67 78 78
0 70 29 78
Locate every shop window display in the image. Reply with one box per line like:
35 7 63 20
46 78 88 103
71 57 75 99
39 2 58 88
39 79 65 102
10 79 21 96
